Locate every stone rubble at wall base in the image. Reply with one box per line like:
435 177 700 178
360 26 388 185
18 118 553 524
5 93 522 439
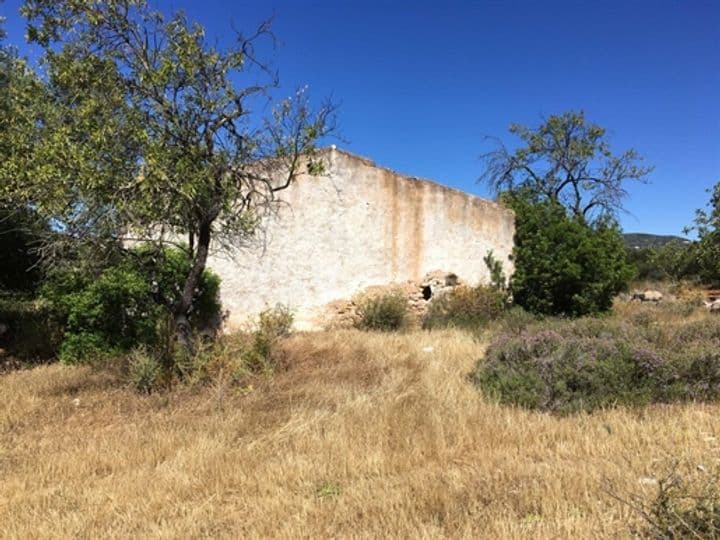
323 270 462 329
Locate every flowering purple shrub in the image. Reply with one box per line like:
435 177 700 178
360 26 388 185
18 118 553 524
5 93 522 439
472 316 720 414
674 319 720 345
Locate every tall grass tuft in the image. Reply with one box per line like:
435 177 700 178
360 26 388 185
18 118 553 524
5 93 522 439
423 285 506 330
355 292 409 331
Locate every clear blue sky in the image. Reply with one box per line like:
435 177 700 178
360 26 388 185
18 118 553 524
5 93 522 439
3 0 719 236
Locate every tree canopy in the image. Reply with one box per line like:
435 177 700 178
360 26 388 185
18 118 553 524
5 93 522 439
688 181 720 285
481 111 652 221
3 0 337 348
483 112 644 316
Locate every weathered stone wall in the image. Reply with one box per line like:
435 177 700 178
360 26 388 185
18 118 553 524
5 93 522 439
208 147 515 329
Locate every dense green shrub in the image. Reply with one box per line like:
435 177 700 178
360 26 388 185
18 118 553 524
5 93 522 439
507 196 633 317
355 292 408 332
0 295 60 359
626 246 662 281
423 285 506 330
52 267 160 363
627 241 700 283
42 246 221 364
475 329 657 413
132 246 222 331
472 317 720 414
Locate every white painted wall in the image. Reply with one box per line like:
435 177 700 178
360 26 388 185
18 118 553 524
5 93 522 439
208 147 515 329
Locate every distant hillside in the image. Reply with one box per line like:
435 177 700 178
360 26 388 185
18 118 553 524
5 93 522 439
623 233 690 249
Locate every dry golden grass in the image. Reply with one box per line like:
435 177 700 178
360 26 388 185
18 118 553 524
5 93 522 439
1 328 719 538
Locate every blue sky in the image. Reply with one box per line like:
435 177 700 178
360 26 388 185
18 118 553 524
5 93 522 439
3 0 719 236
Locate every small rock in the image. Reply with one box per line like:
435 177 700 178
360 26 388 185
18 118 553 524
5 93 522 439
638 477 658 485
72 398 81 407
631 290 663 302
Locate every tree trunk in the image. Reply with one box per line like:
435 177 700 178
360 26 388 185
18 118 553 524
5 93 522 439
173 220 211 353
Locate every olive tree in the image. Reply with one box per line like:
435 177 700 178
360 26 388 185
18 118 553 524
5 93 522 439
688 182 720 285
0 9 53 293
8 0 336 348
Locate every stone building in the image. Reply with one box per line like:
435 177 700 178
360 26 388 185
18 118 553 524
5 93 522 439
207 147 515 329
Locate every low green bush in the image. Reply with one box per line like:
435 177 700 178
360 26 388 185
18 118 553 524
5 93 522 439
423 285 506 330
356 292 408 332
472 316 720 414
51 266 161 363
42 246 221 364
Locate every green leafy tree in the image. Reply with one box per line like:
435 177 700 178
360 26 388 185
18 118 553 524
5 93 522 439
625 246 661 281
507 195 633 316
688 182 720 285
483 112 647 316
0 33 44 206
651 240 699 282
6 0 336 350
0 9 52 293
626 241 699 283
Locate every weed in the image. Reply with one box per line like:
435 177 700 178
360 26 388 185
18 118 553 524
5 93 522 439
355 292 408 331
241 304 295 372
127 347 162 394
609 461 720 539
316 481 341 500
423 285 506 330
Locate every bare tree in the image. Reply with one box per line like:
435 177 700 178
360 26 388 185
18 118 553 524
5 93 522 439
481 111 652 221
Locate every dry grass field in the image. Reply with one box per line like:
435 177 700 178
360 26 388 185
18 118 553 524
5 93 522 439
1 327 719 538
